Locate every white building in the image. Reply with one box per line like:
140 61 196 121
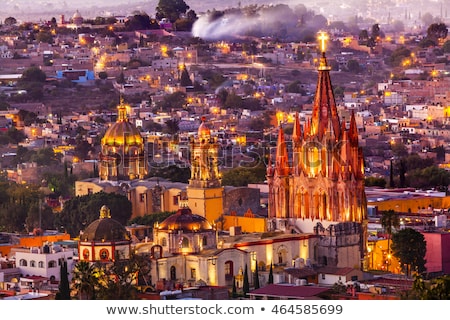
15 244 75 283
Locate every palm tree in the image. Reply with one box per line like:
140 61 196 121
380 209 400 271
72 261 99 300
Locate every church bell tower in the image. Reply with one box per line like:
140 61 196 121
187 117 224 223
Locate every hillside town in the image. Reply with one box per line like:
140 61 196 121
1 1 450 300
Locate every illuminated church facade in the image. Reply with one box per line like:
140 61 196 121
266 38 368 268
99 99 148 181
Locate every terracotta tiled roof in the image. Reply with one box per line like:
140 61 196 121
249 284 330 299
315 266 355 276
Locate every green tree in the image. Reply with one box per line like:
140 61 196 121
54 192 132 237
222 164 266 187
72 261 100 300
443 40 450 53
380 209 400 271
128 211 174 227
407 166 450 190
232 276 237 298
36 30 53 44
364 176 386 188
268 262 274 284
404 275 450 299
98 71 108 80
55 259 71 300
427 23 448 42
163 118 180 135
392 228 427 276
387 46 411 67
253 261 260 289
179 64 193 87
243 264 250 297
4 17 17 25
125 13 159 31
20 66 47 83
347 59 361 73
148 164 190 183
155 0 190 23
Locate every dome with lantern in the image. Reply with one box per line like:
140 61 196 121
99 98 148 181
153 201 217 255
81 205 130 242
158 206 213 233
78 205 131 262
72 10 83 26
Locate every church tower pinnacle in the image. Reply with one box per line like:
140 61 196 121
266 32 368 269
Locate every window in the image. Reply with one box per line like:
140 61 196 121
202 236 207 246
173 196 178 206
322 274 326 280
30 260 36 268
161 237 167 246
224 260 234 281
38 261 44 268
190 268 196 279
83 248 90 260
140 193 145 202
48 260 57 268
170 266 176 281
181 237 189 248
19 259 27 266
100 249 109 260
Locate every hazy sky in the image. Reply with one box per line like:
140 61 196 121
1 0 447 24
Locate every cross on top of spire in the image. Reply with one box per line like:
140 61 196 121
318 31 329 53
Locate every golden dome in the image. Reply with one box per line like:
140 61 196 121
197 116 211 138
158 207 213 233
101 100 144 147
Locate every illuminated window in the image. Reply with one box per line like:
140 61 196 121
83 249 90 260
100 249 109 260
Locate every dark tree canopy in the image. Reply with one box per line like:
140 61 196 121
427 23 448 41
20 66 47 83
54 192 132 237
392 228 427 276
155 0 190 23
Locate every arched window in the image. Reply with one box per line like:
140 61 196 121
170 266 176 281
48 260 57 268
224 260 234 282
19 259 27 266
38 261 44 268
100 249 109 261
30 260 36 268
151 245 162 259
181 237 189 248
83 248 90 260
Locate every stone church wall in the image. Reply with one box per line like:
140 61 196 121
223 187 261 216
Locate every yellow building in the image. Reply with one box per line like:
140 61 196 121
99 98 148 181
187 117 224 223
